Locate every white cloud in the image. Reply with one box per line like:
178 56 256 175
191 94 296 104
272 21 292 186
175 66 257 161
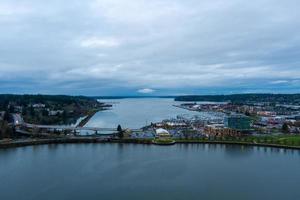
80 37 120 48
137 88 155 94
270 80 289 84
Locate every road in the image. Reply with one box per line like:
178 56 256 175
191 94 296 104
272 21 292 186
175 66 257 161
12 114 142 134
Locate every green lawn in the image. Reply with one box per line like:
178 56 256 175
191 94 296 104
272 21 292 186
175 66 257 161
153 138 175 145
176 134 300 147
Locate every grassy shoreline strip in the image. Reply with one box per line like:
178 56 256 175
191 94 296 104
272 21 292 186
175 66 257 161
0 138 102 149
175 140 300 150
1 138 300 150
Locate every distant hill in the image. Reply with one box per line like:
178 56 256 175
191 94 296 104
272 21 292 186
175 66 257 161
174 94 300 104
0 94 92 104
0 94 97 110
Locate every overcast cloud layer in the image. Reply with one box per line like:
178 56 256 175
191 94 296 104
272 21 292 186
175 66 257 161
0 0 300 95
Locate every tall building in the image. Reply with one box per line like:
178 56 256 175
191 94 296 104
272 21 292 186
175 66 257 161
225 114 251 131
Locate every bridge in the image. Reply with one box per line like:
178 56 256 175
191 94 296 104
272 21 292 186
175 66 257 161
24 123 118 132
13 114 143 136
21 123 143 135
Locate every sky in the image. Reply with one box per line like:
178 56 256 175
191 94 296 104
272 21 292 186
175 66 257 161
0 0 300 96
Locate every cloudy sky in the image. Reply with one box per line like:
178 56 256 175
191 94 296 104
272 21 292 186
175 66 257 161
0 0 300 95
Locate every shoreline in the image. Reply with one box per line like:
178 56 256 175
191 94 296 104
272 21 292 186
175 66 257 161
1 138 300 150
175 140 300 150
76 109 101 127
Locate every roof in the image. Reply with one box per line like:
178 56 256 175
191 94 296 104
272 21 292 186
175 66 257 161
155 128 169 135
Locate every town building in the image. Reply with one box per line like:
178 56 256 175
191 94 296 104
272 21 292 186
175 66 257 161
225 114 251 131
204 124 240 137
155 128 171 139
32 103 46 108
48 110 64 116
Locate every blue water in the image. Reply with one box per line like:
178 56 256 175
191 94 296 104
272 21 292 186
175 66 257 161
0 143 299 200
85 98 219 129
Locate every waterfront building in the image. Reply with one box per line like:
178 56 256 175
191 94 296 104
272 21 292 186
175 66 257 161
155 128 176 140
225 114 251 131
153 128 175 145
204 124 240 137
155 128 171 138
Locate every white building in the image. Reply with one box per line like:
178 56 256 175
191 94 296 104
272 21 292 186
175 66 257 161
155 128 171 138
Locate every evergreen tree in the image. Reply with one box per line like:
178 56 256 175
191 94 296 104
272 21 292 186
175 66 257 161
3 110 10 122
117 124 122 132
117 124 123 138
282 123 289 133
29 105 35 116
42 109 49 116
9 105 15 113
22 107 27 116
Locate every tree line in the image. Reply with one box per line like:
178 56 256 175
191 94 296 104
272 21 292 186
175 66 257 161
174 93 300 104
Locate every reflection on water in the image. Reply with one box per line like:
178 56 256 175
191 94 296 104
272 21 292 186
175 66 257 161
0 144 300 200
223 145 253 158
